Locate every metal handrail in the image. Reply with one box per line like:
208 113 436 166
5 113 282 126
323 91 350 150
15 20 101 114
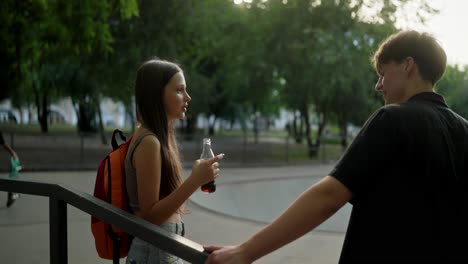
0 178 208 264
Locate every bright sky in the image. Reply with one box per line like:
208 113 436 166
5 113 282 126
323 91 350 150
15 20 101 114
397 0 468 66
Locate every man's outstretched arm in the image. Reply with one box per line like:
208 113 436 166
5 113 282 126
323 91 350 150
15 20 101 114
205 176 352 264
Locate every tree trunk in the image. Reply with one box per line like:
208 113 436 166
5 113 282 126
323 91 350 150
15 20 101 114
315 109 328 149
77 99 97 133
96 96 107 145
28 104 33 124
124 101 136 133
208 126 215 136
17 107 23 124
33 83 41 129
184 113 196 140
300 106 317 158
31 61 49 133
208 116 216 136
253 114 259 144
39 90 49 133
340 120 348 149
293 111 303 144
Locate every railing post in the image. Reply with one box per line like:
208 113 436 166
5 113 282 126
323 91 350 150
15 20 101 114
50 197 68 264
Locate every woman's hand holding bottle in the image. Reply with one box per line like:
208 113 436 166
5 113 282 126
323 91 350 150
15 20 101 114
189 154 224 187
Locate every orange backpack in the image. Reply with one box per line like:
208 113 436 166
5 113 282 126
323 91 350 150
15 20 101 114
91 129 133 263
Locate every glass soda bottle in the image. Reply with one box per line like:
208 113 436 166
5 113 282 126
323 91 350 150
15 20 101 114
200 138 216 193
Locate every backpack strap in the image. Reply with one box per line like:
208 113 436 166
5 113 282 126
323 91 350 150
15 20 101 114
111 129 127 150
126 131 156 166
112 235 120 264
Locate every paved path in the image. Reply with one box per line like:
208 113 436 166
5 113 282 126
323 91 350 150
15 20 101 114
0 164 347 264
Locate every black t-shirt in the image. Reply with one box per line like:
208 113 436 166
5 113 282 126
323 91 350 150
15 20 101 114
331 92 468 263
0 131 4 145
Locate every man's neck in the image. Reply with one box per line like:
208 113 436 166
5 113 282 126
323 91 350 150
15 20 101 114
404 78 434 101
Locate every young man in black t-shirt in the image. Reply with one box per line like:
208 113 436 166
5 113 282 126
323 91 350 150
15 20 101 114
205 30 468 263
1 131 22 207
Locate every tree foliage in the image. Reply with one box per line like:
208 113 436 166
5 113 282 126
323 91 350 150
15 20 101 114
2 0 465 155
438 65 468 119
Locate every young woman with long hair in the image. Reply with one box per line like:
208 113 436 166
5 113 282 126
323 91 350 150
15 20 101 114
125 59 223 264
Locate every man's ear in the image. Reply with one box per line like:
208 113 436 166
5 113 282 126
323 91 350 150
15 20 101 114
404 57 416 72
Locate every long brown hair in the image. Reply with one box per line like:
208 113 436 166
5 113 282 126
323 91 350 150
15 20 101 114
135 59 183 199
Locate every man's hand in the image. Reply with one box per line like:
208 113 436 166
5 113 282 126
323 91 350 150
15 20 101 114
205 245 252 264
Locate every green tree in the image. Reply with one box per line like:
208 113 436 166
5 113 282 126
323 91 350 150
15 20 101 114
57 0 138 135
438 65 468 118
261 0 436 157
180 0 251 136
1 0 137 133
0 1 46 110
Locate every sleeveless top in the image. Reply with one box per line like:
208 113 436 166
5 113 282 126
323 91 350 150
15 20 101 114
125 131 156 210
